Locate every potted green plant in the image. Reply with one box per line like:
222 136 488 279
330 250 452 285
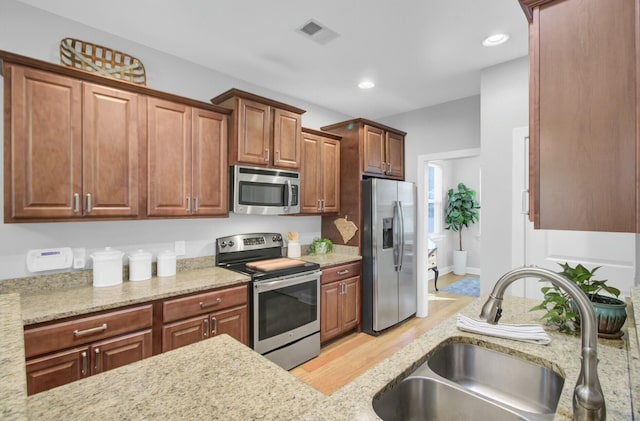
530 262 627 338
444 182 480 275
309 237 334 255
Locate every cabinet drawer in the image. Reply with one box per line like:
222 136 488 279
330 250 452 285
162 284 248 323
24 305 153 359
321 261 362 285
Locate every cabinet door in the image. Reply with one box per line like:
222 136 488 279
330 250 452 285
321 138 340 213
301 133 322 213
211 305 248 345
83 83 140 217
362 125 385 175
236 97 270 165
341 276 361 332
385 132 404 180
192 108 228 216
273 108 301 169
91 329 152 374
530 0 637 231
26 347 88 395
320 282 342 343
162 316 209 352
147 97 192 216
8 65 82 219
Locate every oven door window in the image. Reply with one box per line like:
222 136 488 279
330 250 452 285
258 279 318 341
239 181 285 206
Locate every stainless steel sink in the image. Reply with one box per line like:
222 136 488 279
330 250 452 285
373 340 565 421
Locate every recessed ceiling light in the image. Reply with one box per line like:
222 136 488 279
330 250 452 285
482 33 509 47
358 81 375 89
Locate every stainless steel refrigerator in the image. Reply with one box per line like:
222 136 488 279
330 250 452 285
362 178 417 335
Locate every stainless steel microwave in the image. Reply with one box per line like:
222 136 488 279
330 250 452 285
230 165 300 215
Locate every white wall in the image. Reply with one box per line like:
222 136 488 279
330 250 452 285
480 57 529 292
379 95 481 183
0 1 351 280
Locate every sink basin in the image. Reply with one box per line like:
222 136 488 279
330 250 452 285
373 340 565 421
373 377 524 421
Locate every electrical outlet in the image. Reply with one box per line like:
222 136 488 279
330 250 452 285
72 248 86 269
175 241 186 256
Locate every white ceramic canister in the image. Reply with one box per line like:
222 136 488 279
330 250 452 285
157 250 177 277
91 247 124 287
128 249 152 281
287 240 301 258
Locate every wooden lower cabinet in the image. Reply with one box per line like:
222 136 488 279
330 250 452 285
320 262 362 344
161 284 249 352
25 329 152 395
161 305 248 352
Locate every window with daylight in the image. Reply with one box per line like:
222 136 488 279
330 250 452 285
427 163 443 234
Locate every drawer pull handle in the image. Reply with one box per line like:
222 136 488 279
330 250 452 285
81 351 88 376
200 298 222 309
211 317 218 336
73 323 108 337
336 270 350 275
94 348 101 372
203 318 209 337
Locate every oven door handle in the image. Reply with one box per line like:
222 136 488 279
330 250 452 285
254 271 320 293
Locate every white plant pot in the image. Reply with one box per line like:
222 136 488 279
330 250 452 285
453 250 467 276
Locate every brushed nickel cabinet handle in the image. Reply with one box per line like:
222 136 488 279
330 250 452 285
317 199 322 211
73 193 80 214
186 197 191 212
382 162 387 172
337 270 350 276
194 197 200 212
199 298 222 309
73 323 108 337
94 348 100 372
265 149 270 162
203 318 209 337
85 193 92 213
275 150 280 162
211 316 218 336
388 163 392 174
81 351 88 376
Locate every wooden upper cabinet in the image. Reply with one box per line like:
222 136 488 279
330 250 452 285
147 98 228 217
147 97 192 217
5 65 141 221
362 125 386 175
211 88 305 169
83 83 140 217
520 0 639 232
300 128 340 214
2 50 231 223
192 107 228 216
385 131 405 179
7 65 82 220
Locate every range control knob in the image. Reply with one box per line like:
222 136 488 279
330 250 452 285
272 235 282 242
227 240 235 247
220 241 227 248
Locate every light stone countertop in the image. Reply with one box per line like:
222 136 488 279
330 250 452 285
19 267 249 325
299 252 362 268
0 294 27 420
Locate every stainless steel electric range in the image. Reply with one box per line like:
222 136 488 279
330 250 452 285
216 233 321 370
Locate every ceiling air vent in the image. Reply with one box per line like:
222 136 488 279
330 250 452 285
297 19 339 45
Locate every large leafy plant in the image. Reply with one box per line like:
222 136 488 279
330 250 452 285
530 262 621 334
444 182 480 251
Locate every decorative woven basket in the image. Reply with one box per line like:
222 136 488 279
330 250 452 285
59 37 146 85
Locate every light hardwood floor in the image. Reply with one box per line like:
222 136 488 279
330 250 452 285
290 272 477 395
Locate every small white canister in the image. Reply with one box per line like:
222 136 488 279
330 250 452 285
91 247 124 287
128 249 152 281
287 241 301 258
157 250 177 277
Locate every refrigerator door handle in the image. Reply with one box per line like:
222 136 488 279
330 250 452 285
397 201 405 272
393 201 400 271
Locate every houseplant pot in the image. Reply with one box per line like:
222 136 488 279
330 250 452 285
453 250 467 276
531 262 627 338
444 182 480 276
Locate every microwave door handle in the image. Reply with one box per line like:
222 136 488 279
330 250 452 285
283 180 292 213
